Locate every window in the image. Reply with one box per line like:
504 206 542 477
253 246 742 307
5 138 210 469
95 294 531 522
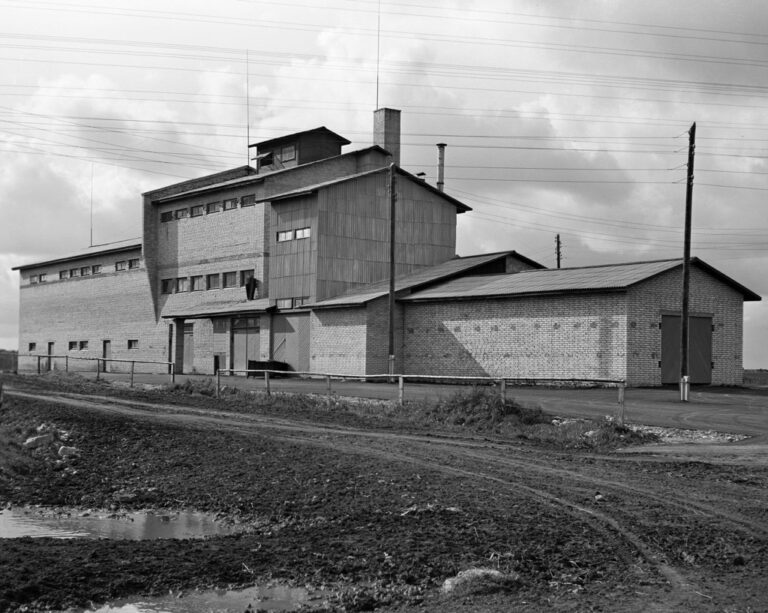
39 273 48 282
28 342 36 352
240 269 255 286
161 278 174 294
240 194 255 207
70 267 81 278
115 261 127 271
223 198 238 211
160 211 174 222
92 264 102 274
29 275 38 284
293 297 310 308
81 266 91 276
222 271 237 288
190 205 204 217
191 275 204 291
68 341 77 351
79 340 88 350
127 339 139 350
59 270 69 280
276 298 292 309
295 227 311 240
206 201 222 214
206 273 220 290
281 144 296 162
128 258 140 269
277 230 293 242
174 208 189 220
176 277 189 293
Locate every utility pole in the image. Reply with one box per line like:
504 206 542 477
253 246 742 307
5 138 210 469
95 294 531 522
680 122 696 402
555 234 562 269
388 163 397 378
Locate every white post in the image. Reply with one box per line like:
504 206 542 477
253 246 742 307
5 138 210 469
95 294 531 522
216 369 221 399
616 382 626 426
264 370 271 396
130 361 135 388
398 376 404 405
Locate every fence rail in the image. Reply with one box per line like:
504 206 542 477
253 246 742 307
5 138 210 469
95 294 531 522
22 353 175 387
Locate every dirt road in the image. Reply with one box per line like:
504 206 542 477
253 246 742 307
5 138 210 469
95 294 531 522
2 380 767 612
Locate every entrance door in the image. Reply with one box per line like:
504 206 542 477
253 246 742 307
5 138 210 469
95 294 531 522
231 317 260 374
101 340 111 373
661 314 712 384
183 323 195 373
46 342 54 372
272 313 310 371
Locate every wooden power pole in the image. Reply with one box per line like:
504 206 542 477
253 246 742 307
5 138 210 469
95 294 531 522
555 234 562 269
388 163 397 377
680 122 696 401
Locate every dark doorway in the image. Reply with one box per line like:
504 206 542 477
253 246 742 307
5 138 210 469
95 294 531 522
102 340 111 373
661 314 712 384
46 342 54 372
231 317 260 374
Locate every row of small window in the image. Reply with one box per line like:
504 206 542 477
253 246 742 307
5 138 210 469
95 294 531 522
160 195 257 222
29 259 141 284
28 340 139 351
276 227 311 242
276 296 310 309
161 270 255 294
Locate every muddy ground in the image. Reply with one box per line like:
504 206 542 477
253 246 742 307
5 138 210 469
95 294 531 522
1 374 767 612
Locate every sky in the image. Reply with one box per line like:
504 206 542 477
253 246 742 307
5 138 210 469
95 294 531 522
1 0 766 367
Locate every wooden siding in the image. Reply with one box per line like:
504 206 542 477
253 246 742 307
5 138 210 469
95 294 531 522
315 173 457 300
269 195 318 300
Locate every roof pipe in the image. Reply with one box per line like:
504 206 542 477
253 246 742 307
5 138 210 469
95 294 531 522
436 143 447 192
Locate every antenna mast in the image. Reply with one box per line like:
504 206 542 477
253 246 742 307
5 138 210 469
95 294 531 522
246 49 250 165
376 0 381 108
89 163 94 247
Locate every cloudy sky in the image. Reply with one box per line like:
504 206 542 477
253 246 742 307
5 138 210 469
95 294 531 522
1 0 767 366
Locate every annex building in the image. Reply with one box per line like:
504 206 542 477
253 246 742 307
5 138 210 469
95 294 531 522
14 109 761 386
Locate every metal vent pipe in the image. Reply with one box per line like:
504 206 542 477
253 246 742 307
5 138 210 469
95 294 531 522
436 143 446 192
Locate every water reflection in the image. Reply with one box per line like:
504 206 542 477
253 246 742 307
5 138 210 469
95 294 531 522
0 508 243 540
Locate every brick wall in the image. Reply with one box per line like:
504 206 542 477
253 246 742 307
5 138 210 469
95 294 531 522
309 308 368 375
626 265 745 385
402 293 628 380
365 297 404 375
18 254 168 374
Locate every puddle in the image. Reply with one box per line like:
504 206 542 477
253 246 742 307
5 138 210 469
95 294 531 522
89 584 324 612
0 507 245 540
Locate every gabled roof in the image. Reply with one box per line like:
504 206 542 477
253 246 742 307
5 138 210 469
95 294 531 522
252 126 351 149
309 251 543 308
402 258 761 302
12 239 142 271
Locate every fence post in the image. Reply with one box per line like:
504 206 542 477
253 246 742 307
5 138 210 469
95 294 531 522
264 371 271 396
171 362 176 384
398 376 404 406
65 355 69 372
96 359 100 381
216 369 221 399
616 381 626 427
500 378 506 402
130 361 135 388
0 381 3 409
326 374 332 396
37 355 41 375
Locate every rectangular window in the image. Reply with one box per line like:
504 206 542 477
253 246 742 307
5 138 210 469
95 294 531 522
68 341 77 351
281 144 296 161
59 270 68 280
190 205 204 217
206 273 220 290
293 296 309 308
295 227 311 240
222 271 237 288
115 261 127 271
39 273 47 282
28 342 36 352
128 258 140 269
161 278 174 294
70 267 81 278
206 201 222 214
79 340 89 350
277 230 293 242
276 298 292 309
240 194 256 207
127 339 139 350
176 277 189 293
92 264 102 274
239 269 255 286
81 266 91 276
174 208 189 220
160 211 174 222
223 198 238 211
191 275 204 291
29 275 38 284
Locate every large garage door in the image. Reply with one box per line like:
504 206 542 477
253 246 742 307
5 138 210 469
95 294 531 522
661 314 712 384
272 313 310 372
232 317 260 373
183 323 194 374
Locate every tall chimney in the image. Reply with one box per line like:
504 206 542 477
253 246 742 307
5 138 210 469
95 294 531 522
373 108 401 165
436 143 446 192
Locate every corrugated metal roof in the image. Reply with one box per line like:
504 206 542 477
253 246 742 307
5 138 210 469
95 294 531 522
402 258 761 302
309 252 523 308
161 298 273 319
12 239 142 271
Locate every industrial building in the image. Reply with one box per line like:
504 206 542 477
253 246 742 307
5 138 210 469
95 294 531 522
14 109 760 386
